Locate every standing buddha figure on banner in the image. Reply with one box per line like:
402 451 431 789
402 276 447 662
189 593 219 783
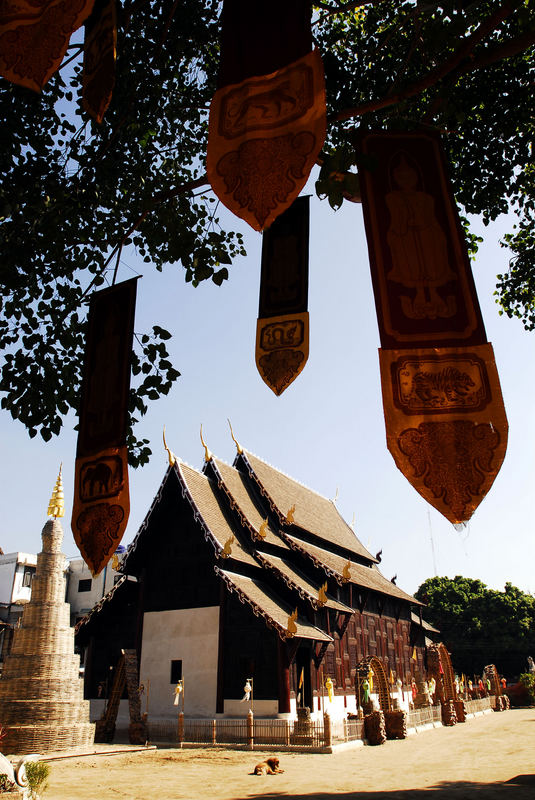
386 155 457 320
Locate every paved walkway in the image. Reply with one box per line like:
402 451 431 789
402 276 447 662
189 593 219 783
44 708 535 799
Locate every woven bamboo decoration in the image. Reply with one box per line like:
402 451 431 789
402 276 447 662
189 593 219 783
0 515 94 753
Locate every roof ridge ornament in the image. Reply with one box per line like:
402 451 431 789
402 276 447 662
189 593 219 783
47 464 65 519
222 535 235 558
200 424 213 462
285 504 296 524
332 487 339 504
317 581 328 607
286 607 298 638
342 560 352 583
163 426 177 466
350 512 356 530
257 519 268 540
227 418 243 454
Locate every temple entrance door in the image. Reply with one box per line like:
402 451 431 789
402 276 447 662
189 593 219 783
295 646 312 710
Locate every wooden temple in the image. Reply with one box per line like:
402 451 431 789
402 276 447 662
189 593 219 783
76 441 437 720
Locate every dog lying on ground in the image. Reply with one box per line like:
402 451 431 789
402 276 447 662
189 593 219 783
251 756 284 775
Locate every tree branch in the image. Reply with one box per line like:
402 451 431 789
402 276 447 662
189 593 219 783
331 0 521 122
463 25 535 72
316 0 385 12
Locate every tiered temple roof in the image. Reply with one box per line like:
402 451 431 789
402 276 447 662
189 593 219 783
75 439 437 716
238 450 378 563
109 442 420 647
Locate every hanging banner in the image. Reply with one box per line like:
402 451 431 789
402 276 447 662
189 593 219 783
206 0 325 231
379 344 508 523
0 0 95 92
82 0 116 123
256 195 309 395
71 278 138 575
358 131 507 523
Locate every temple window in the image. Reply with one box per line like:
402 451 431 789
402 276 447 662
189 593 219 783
22 567 35 588
170 659 182 684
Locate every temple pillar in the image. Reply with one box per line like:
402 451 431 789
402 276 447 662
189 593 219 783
277 638 291 714
216 582 226 714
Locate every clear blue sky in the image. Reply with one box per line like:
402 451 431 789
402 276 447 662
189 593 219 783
1 178 533 597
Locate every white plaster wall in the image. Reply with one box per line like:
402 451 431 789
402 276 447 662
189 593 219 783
0 558 16 604
140 607 219 719
223 699 278 718
307 692 359 721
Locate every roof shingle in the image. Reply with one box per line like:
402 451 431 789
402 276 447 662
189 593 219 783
241 450 377 562
178 463 257 567
212 458 289 550
215 568 332 642
283 534 421 605
257 553 353 613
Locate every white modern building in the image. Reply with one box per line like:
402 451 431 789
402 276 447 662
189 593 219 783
0 549 121 663
0 551 38 622
66 557 121 626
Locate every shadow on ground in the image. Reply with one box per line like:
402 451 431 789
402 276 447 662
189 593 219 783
239 775 535 800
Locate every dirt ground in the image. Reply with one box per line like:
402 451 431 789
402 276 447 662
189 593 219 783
42 708 534 800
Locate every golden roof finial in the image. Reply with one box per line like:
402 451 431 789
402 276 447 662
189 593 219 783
285 504 296 525
317 581 328 607
257 519 268 540
350 512 356 530
286 607 298 638
200 424 212 462
227 418 243 454
47 464 65 519
342 560 352 583
163 426 177 466
222 535 235 558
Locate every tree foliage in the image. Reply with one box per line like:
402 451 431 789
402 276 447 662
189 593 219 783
415 575 535 677
0 0 533 462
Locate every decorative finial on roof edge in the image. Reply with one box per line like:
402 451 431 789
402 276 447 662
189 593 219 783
257 519 268 540
222 535 234 558
342 560 352 583
200 424 213 462
286 607 298 638
285 504 296 524
47 463 65 519
163 426 177 466
317 582 328 607
350 512 356 530
333 487 339 504
227 418 243 454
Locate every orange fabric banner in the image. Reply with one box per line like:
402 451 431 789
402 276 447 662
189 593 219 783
207 48 325 231
379 345 508 523
359 131 486 349
82 0 116 123
256 311 309 396
359 131 508 523
0 0 95 92
71 279 137 575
